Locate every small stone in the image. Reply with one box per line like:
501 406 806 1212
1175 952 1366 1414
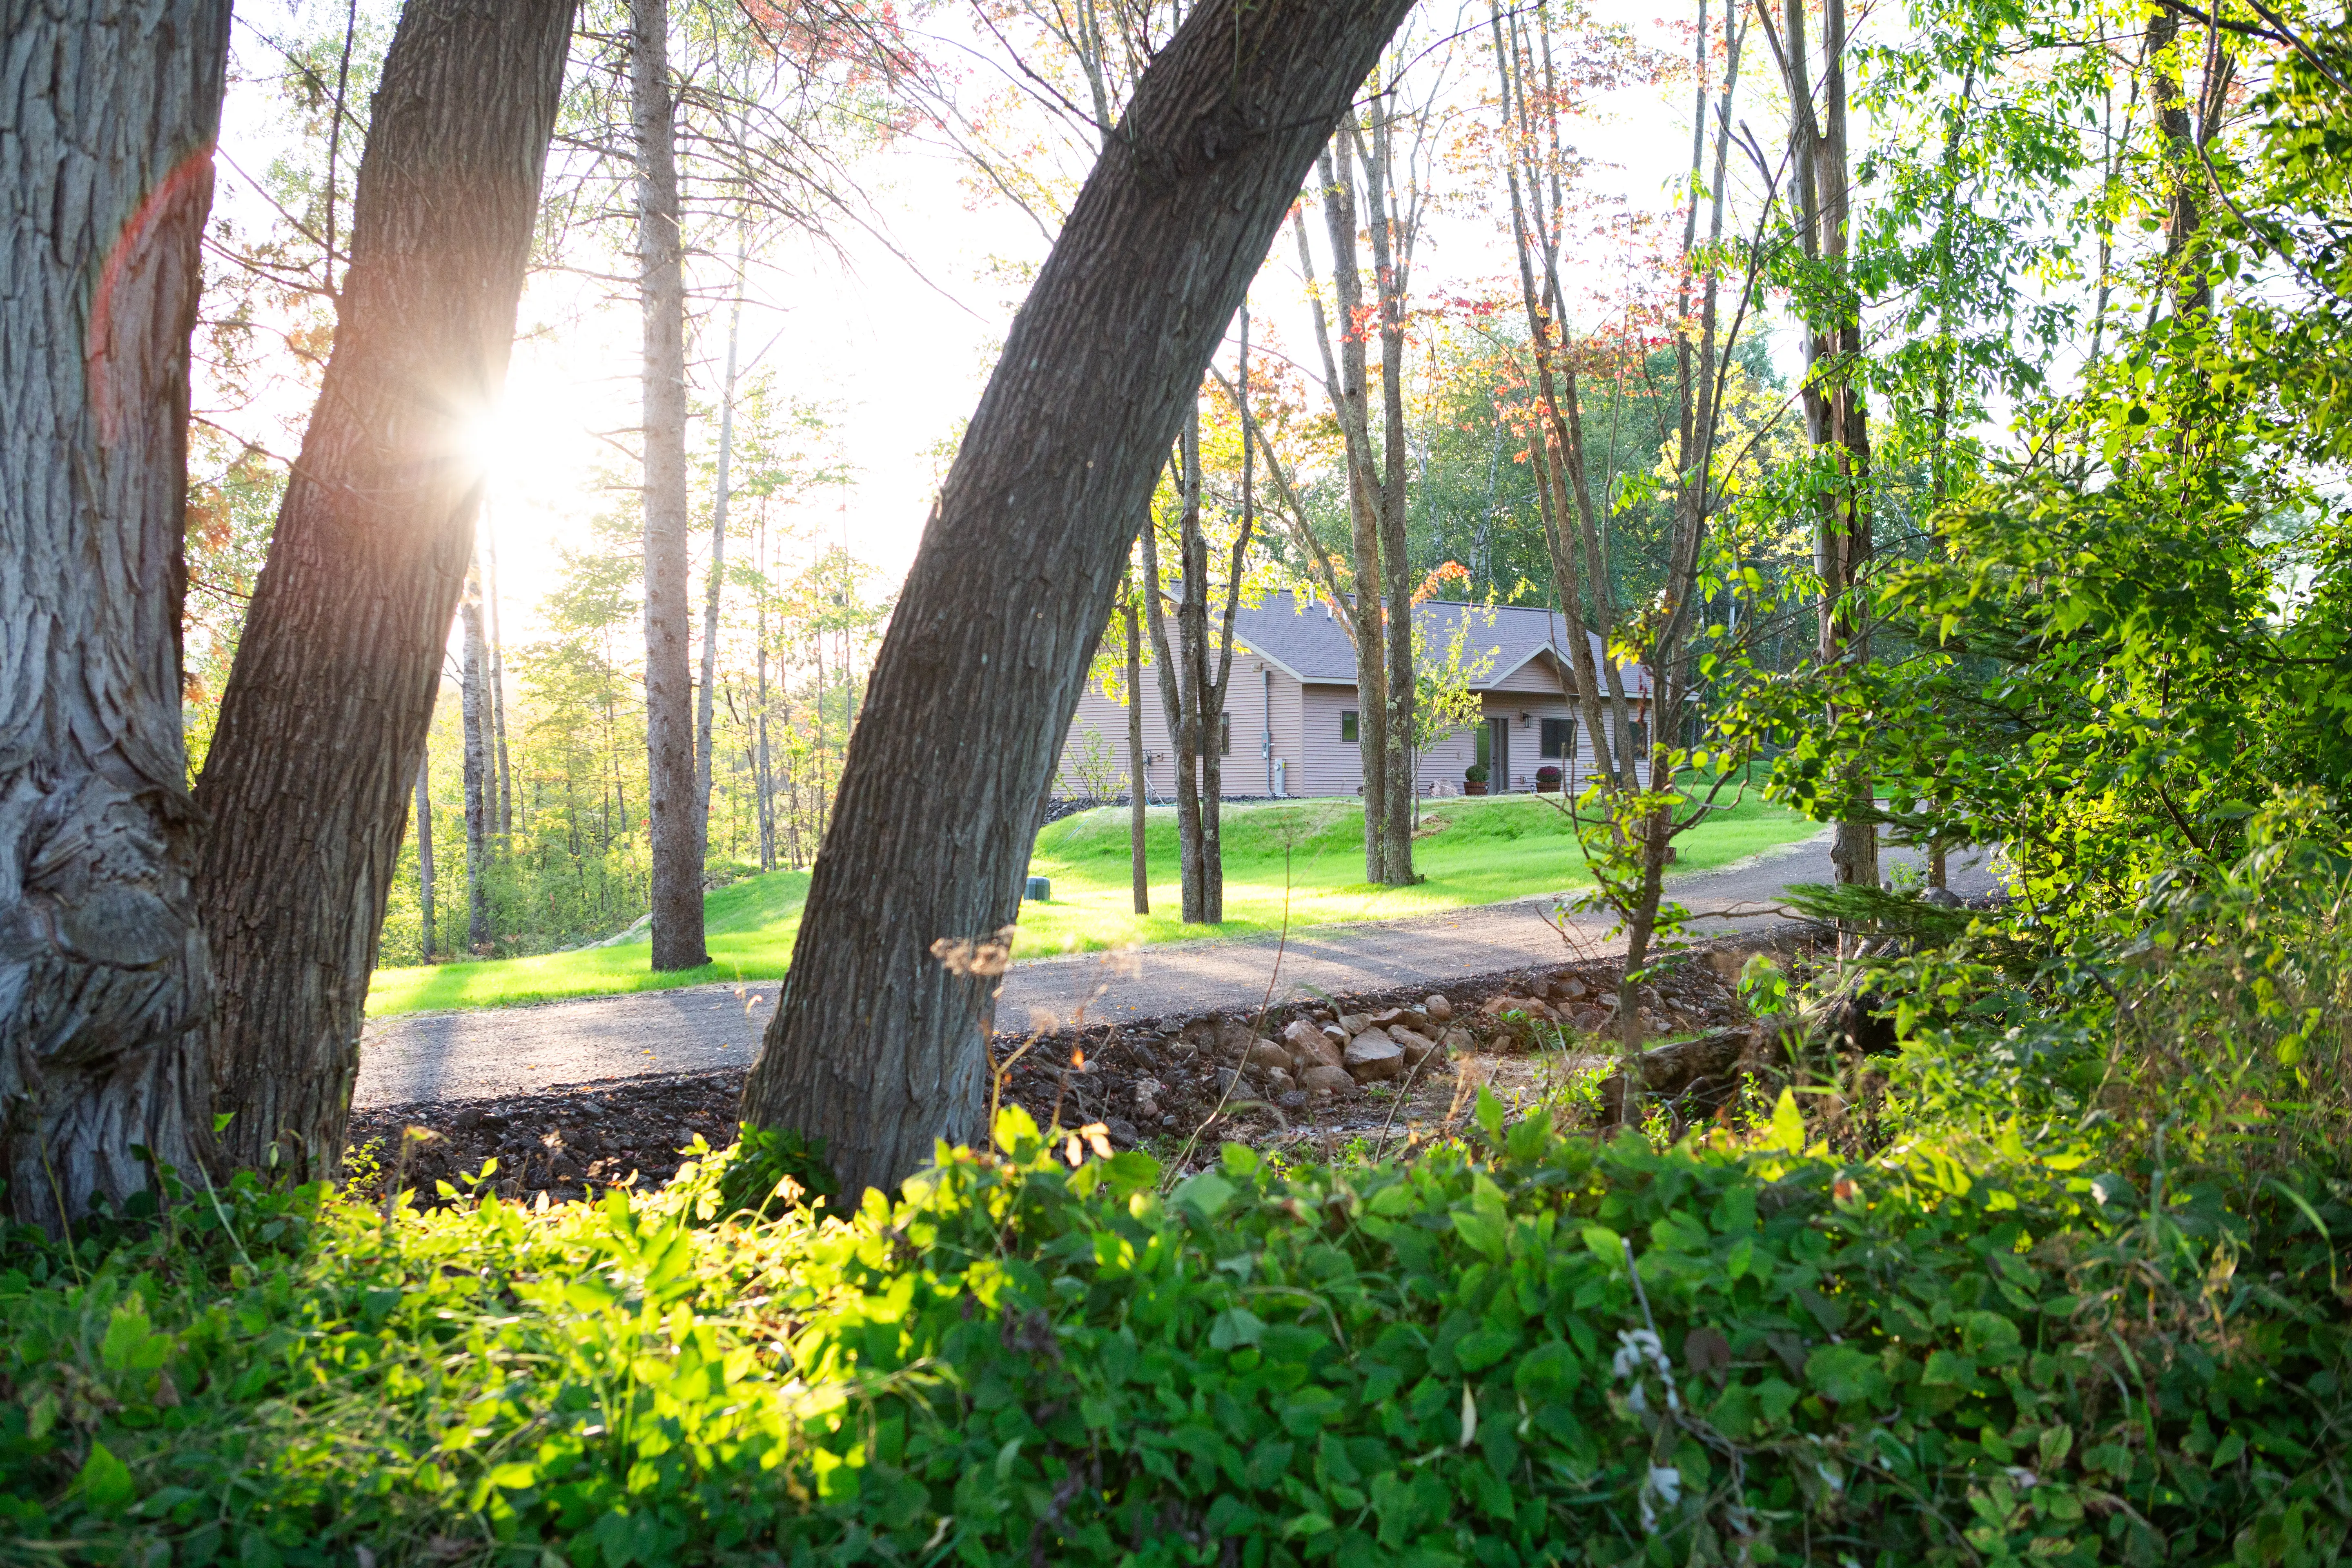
1441 1027 1474 1056
1246 1038 1292 1071
1283 1019 1344 1071
1300 1065 1356 1098
1344 1029 1405 1082
1337 1013 1369 1036
1262 1068 1297 1096
1368 1006 1426 1032
1277 1090 1308 1111
1390 1026 1441 1068
1105 1117 1140 1147
1424 994 1454 1022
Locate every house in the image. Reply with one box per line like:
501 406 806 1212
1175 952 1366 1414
1054 590 1655 800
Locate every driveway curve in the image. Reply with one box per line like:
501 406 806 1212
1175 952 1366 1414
355 831 1997 1109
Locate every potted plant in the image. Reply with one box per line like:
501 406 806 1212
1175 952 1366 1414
1464 763 1489 796
1535 764 1561 793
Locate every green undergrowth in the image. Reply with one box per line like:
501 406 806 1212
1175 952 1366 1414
5 1089 2350 1566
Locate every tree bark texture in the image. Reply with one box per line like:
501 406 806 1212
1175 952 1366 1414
0 0 231 1229
738 0 1417 1200
461 579 492 950
1353 115 1418 880
191 0 574 1179
633 0 706 971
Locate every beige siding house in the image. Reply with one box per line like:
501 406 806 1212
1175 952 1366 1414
1054 591 1654 800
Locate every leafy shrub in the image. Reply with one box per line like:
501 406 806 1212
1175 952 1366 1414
4 1093 2350 1565
710 1123 839 1221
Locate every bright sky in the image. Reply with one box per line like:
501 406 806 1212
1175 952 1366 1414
211 0 1730 645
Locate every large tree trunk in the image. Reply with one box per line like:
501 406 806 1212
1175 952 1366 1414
633 0 706 971
0 0 231 1229
192 0 575 1178
738 0 1416 1199
461 579 493 950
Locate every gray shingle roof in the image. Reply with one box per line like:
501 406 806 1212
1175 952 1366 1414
1225 588 1651 695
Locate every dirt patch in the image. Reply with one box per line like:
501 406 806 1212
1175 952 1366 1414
347 924 1827 1205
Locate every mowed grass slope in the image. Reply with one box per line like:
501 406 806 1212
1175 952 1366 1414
365 791 1820 1016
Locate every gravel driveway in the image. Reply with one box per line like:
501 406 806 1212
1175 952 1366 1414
355 831 1998 1108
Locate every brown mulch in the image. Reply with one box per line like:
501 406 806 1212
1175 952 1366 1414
347 925 1828 1206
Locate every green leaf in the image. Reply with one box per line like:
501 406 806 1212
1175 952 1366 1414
1209 1308 1266 1350
72 1441 136 1515
1804 1345 1885 1405
1454 1326 1518 1372
1174 1171 1236 1218
1450 1209 1508 1263
100 1303 168 1373
1766 1089 1806 1153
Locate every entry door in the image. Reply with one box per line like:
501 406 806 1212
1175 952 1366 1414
1488 717 1510 791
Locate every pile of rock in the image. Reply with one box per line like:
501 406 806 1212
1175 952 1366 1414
1123 994 1476 1120
1473 969 1711 1041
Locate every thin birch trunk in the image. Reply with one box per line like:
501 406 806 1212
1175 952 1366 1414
1297 185 1391 880
462 577 493 951
633 0 706 969
485 507 514 840
698 226 748 861
1125 564 1149 915
754 518 775 872
416 756 437 961
1351 113 1418 871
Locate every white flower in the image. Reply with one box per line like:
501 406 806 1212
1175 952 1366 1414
1638 1464 1683 1532
1612 1327 1668 1381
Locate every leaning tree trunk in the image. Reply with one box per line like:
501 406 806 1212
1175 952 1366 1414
192 0 574 1178
633 0 707 971
737 0 1417 1200
0 0 231 1230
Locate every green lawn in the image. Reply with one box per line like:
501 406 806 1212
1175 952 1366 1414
365 792 1821 1017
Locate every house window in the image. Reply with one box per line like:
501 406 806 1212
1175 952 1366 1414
1340 710 1358 743
1220 712 1232 757
1540 718 1577 759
